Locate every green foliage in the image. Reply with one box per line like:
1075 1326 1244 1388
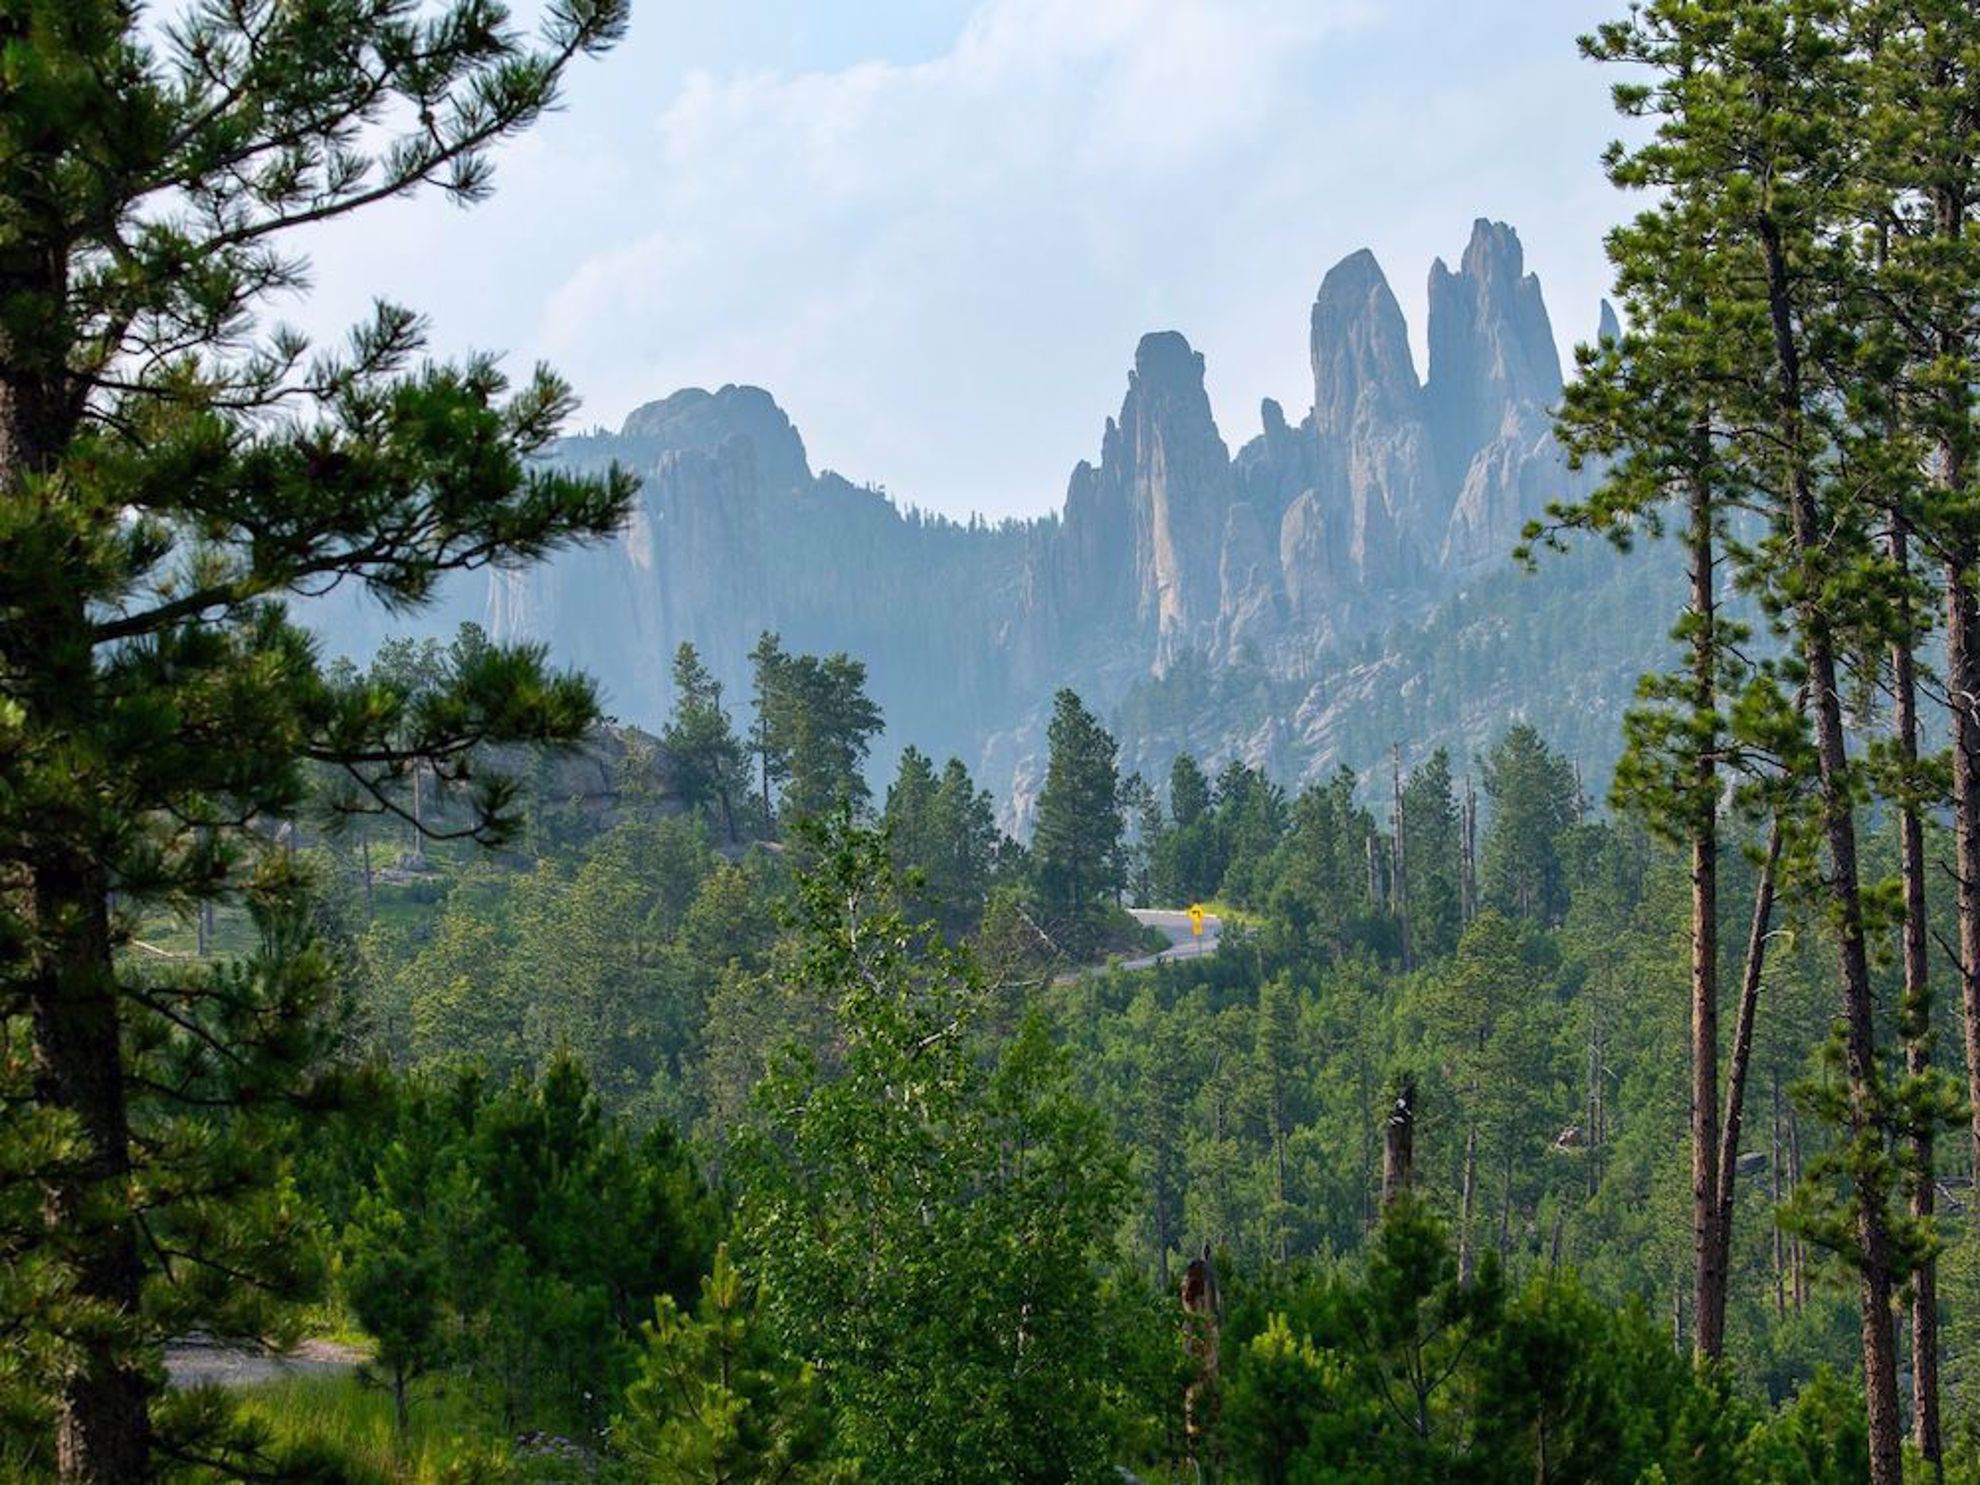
615 1245 838 1484
1222 1198 1721 1485
1031 689 1126 953
748 633 885 826
1259 767 1386 962
0 0 634 1470
1399 749 1464 960
318 1058 717 1439
884 748 1003 937
1735 1369 1870 1485
226 1372 513 1485
732 815 1138 1483
1480 724 1581 926
664 643 750 844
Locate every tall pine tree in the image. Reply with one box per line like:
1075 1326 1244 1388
1031 689 1123 955
0 0 633 1475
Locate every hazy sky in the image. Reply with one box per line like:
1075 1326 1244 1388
293 0 1632 521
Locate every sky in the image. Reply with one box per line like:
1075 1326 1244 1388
293 0 1634 522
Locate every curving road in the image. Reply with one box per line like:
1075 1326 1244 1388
164 1336 367 1390
1120 908 1222 971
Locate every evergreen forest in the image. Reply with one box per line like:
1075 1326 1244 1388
7 2 1980 1483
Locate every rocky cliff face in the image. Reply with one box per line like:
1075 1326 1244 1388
1426 222 1571 573
1060 332 1235 664
471 220 1608 807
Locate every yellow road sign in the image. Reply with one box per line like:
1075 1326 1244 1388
1188 904 1205 937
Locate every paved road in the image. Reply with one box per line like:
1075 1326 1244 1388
1119 908 1222 971
164 1336 367 1390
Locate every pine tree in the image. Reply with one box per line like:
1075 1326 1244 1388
1576 5 1940 1472
1399 750 1464 962
1479 724 1579 926
750 640 884 826
0 1 633 1474
1539 91 1785 1362
1170 754 1211 829
929 756 1000 935
887 745 990 934
749 632 791 831
883 745 940 873
1849 7 1980 1462
1154 753 1222 906
616 1244 837 1485
665 642 748 843
1031 689 1124 953
733 817 1132 1484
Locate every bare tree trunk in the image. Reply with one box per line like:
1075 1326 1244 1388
1497 1140 1515 1258
1461 773 1479 923
1382 1074 1416 1210
1771 1071 1786 1317
1788 1103 1809 1311
1708 820 1783 1346
1760 212 1904 1485
1586 1010 1602 1200
8 239 158 1476
1393 742 1410 971
1685 474 1726 1361
1950 552 1980 1217
1458 1125 1478 1284
1890 523 1943 1472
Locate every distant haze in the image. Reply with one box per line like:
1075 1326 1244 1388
289 0 1628 521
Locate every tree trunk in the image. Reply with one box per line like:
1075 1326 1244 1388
1584 1012 1599 1198
29 646 155 1481
1760 215 1903 1485
33 856 155 1482
1461 774 1479 923
1948 550 1980 1221
1382 1074 1416 1210
1890 524 1942 1472
1458 1125 1478 1284
1708 820 1783 1346
1771 1071 1786 1317
1788 1103 1809 1311
1686 478 1725 1362
1274 1129 1289 1263
9 258 157 1474
1497 1140 1515 1259
1393 743 1411 971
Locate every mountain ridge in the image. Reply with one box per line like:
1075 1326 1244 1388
323 218 1663 822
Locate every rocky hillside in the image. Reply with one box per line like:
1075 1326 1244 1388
323 220 1674 818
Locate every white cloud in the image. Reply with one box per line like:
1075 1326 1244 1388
517 0 1629 518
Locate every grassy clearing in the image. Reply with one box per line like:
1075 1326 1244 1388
233 1372 512 1483
233 1369 619 1484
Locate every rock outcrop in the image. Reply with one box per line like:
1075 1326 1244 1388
1063 332 1234 664
455 219 1598 808
1424 221 1570 573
